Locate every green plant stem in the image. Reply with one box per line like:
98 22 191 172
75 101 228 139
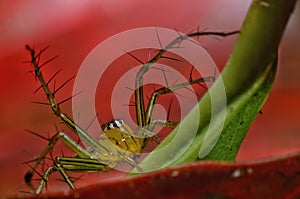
130 0 297 173
200 0 297 160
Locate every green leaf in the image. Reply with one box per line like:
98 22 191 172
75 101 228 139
202 54 277 160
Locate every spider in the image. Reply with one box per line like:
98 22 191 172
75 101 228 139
24 30 238 194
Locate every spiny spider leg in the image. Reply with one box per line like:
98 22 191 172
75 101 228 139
36 156 110 194
26 45 113 155
134 30 238 128
24 131 92 191
147 94 178 132
145 74 215 128
149 120 178 132
26 45 114 153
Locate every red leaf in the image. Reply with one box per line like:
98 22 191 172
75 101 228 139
12 152 300 199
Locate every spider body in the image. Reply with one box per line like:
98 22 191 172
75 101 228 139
24 30 238 194
94 119 147 168
102 119 146 154
25 45 182 193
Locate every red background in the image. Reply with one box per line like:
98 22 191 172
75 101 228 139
0 1 299 197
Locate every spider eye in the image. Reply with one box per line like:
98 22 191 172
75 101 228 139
108 122 115 129
105 119 124 130
114 119 124 128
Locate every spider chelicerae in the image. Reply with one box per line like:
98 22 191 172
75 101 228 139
24 30 238 194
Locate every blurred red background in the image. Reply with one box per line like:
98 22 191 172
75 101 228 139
0 1 299 197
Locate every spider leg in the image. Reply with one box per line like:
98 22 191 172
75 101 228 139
35 165 57 194
36 156 110 194
148 94 178 131
145 75 215 128
25 45 111 161
25 131 93 193
134 30 238 129
135 126 161 144
149 120 178 131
